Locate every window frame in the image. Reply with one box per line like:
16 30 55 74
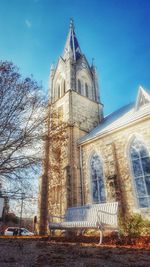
89 152 106 204
129 136 150 209
85 83 88 97
57 84 61 98
78 79 81 94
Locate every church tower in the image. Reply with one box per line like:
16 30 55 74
39 20 103 234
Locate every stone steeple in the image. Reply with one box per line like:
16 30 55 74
39 20 103 235
62 19 82 61
49 19 103 116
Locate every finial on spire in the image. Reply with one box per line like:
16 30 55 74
70 18 74 30
50 63 55 71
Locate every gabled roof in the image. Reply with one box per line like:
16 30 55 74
78 87 150 145
62 19 82 61
135 85 150 110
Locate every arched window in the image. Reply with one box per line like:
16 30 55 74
129 137 150 208
57 85 60 98
61 80 66 95
90 153 106 203
85 83 88 97
78 79 81 94
63 80 66 93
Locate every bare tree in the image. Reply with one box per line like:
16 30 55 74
0 61 46 184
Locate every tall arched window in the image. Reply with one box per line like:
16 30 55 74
85 83 88 97
61 79 66 95
57 85 60 98
63 80 66 93
129 137 150 208
78 79 81 94
90 153 106 203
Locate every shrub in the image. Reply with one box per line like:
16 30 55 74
119 214 145 237
142 219 150 235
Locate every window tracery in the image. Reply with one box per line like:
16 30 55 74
90 153 106 203
78 79 81 94
61 79 66 95
57 85 60 98
129 137 150 208
85 83 88 97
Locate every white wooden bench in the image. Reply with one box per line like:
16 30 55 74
48 202 119 244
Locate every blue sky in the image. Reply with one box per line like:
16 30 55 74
0 0 150 115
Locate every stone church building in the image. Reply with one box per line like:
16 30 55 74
39 20 150 234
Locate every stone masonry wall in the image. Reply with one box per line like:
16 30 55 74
81 118 150 219
71 91 102 132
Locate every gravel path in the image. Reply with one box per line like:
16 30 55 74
0 238 150 267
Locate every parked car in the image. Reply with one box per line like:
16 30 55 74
4 227 34 236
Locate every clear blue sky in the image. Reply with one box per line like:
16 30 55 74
0 0 150 115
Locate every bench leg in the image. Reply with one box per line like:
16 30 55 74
97 223 104 245
49 229 55 237
98 229 103 245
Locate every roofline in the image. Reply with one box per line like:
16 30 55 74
78 112 150 146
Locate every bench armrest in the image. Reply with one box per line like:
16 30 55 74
97 209 118 216
97 209 118 229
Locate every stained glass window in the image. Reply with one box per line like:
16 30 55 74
61 80 66 95
130 137 150 208
85 83 88 97
78 79 81 94
57 85 60 98
90 153 106 203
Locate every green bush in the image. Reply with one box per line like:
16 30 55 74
119 214 147 237
142 219 150 235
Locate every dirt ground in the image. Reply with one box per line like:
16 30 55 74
0 237 150 267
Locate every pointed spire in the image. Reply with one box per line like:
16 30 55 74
70 18 74 30
62 19 82 61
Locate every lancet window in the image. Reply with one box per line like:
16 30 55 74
129 137 150 208
90 153 106 203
